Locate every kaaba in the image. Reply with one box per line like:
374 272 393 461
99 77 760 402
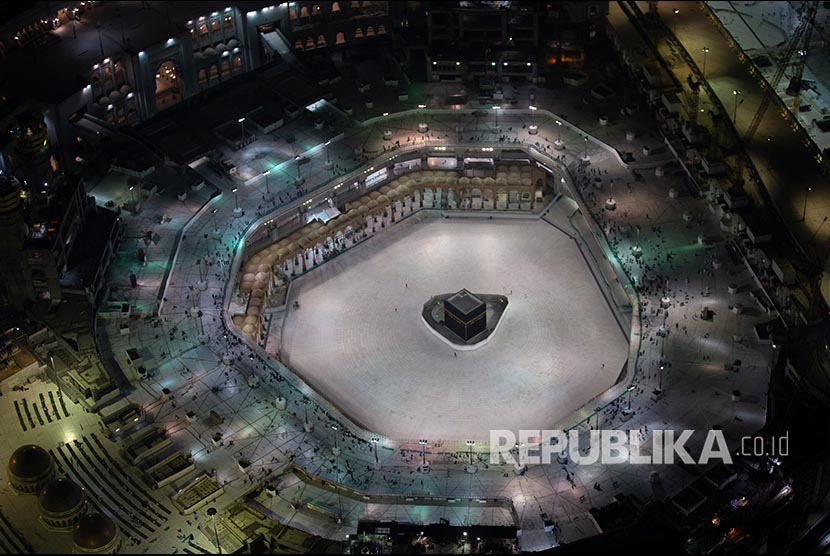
444 289 486 341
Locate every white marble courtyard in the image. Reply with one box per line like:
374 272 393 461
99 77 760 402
281 213 629 440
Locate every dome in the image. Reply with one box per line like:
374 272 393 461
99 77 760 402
8 445 52 480
39 477 84 514
73 513 117 550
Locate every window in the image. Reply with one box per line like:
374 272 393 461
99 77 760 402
300 6 310 19
305 36 316 49
588 5 598 16
232 56 242 71
209 64 219 81
316 34 327 47
198 69 207 84
355 27 364 38
220 60 231 77
332 2 341 15
224 15 233 29
377 24 386 35
335 31 346 44
295 38 304 49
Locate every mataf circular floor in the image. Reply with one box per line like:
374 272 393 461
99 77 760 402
281 213 628 440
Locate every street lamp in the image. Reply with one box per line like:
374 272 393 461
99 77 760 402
655 362 665 396
232 187 239 210
371 437 380 469
295 155 303 184
528 105 538 135
702 46 710 78
262 169 272 201
626 384 636 413
492 105 500 131
672 8 680 34
419 439 428 469
582 136 589 161
802 186 812 222
238 117 246 145
732 90 742 124
554 119 564 149
128 184 136 207
465 440 477 473
324 140 332 167
207 507 221 554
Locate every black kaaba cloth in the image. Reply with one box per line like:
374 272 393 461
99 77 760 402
444 289 486 341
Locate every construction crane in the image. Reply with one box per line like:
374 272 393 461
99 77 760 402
786 2 820 111
736 1 819 184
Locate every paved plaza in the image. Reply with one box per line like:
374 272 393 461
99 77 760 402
282 214 628 440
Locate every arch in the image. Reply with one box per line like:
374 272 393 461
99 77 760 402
366 26 375 37
335 31 346 45
220 59 231 78
354 27 364 39
332 2 341 15
305 36 316 49
232 55 243 71
289 8 298 21
154 59 184 112
316 34 327 47
209 64 219 81
198 68 207 84
300 6 310 19
294 38 304 50
377 24 387 35
312 4 322 16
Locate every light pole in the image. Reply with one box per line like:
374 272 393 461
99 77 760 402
732 89 742 125
371 437 380 469
582 136 589 161
809 215 828 245
702 46 709 78
655 361 665 396
626 384 636 413
207 507 221 554
294 155 303 184
419 439 428 470
672 8 680 34
238 117 246 145
465 440 477 473
324 140 332 168
554 120 564 149
231 187 242 217
528 105 538 135
492 105 500 131
802 186 811 221
128 184 136 208
262 169 272 201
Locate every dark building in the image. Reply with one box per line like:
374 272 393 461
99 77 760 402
444 289 486 341
0 171 121 311
424 1 609 84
